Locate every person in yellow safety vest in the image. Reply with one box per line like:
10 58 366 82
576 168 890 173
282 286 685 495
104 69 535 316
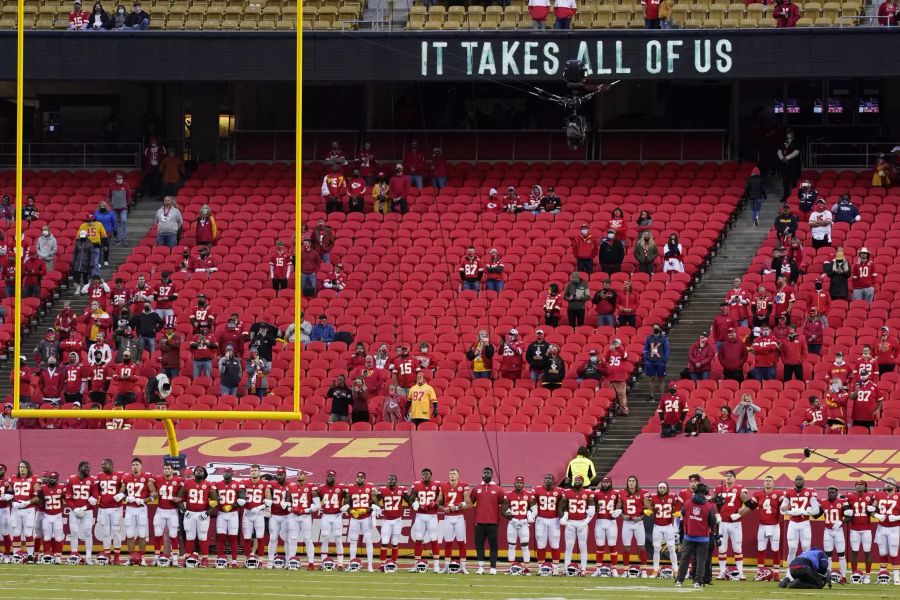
564 447 597 488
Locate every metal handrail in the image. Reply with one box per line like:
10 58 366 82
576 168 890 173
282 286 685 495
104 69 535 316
0 142 142 169
806 141 894 169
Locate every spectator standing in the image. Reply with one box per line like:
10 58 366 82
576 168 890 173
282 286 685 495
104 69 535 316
218 346 242 396
125 0 150 29
572 224 597 274
563 272 590 326
21 196 39 221
159 323 182 379
372 172 391 214
751 284 773 327
657 385 686 437
772 276 796 324
248 321 279 368
604 339 630 415
687 333 714 381
94 201 117 267
683 408 712 436
68 0 89 29
114 326 143 364
592 279 618 327
806 279 831 327
246 350 269 398
389 165 411 214
0 403 17 430
188 326 217 379
528 0 551 28
662 234 685 273
355 356 387 395
710 303 734 353
642 0 662 28
77 212 106 277
107 173 131 246
381 384 405 424
608 207 628 244
750 326 779 381
643 324 669 401
38 358 63 406
851 247 876 303
407 372 437 427
540 345 565 390
154 197 182 248
310 220 335 264
526 329 550 383
599 230 625 274
160 148 184 197
347 169 367 213
194 204 217 247
466 330 494 379
616 280 639 327
715 406 736 433
773 0 801 26
354 141 376 185
459 246 484 292
776 129 801 199
430 147 448 189
774 204 799 242
576 349 603 386
633 231 658 275
832 194 861 225
309 315 335 344
497 329 525 380
553 0 576 28
324 140 346 168
636 210 653 236
152 270 177 323
781 328 807 381
403 141 427 190
349 378 370 424
807 199 833 249
744 166 766 227
875 326 897 374
484 248 505 292
823 247 851 300
34 328 61 365
268 239 293 294
327 375 352 423
801 309 824 354
132 301 163 353
724 278 751 327
878 0 899 24
322 164 347 214
732 394 761 433
22 250 47 298
299 240 320 297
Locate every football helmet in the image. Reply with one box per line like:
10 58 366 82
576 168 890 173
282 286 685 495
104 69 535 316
830 571 844 584
627 566 644 578
273 555 286 569
447 561 462 574
508 561 524 576
320 557 335 571
215 557 229 569
756 567 775 582
565 564 583 577
246 555 261 570
11 552 26 564
346 558 361 572
94 553 110 566
155 555 171 568
130 551 143 566
595 565 612 578
730 569 743 580
287 557 302 571
184 553 200 568
850 571 863 584
382 561 397 573
659 567 674 579
67 553 83 566
538 561 554 576
414 560 428 573
877 570 891 585
40 554 55 565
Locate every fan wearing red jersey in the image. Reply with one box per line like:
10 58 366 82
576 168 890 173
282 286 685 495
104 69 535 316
180 466 219 567
213 468 241 566
872 478 900 585
65 461 98 563
120 457 157 565
592 477 622 576
267 468 292 568
9 460 41 559
819 486 849 580
619 476 649 575
342 471 377 572
561 476 595 575
648 482 682 577
751 476 784 574
95 458 126 564
532 473 564 572
714 470 751 580
238 465 271 561
500 476 533 571
408 467 442 572
152 463 183 566
374 475 406 569
286 472 320 569
388 345 419 396
37 472 67 561
439 468 470 572
317 470 345 569
849 372 885 430
779 475 819 566
844 480 877 581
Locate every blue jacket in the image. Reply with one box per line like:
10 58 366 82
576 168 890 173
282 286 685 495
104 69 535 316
309 323 335 343
795 549 829 575
94 208 118 236
643 333 669 363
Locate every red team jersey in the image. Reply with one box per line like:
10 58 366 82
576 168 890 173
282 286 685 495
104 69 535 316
65 475 97 509
182 479 213 512
783 488 818 523
594 489 619 519
440 482 468 509
850 381 883 421
846 492 877 531
269 481 291 516
650 492 682 526
0 477 10 509
503 489 533 519
287 482 317 515
86 365 113 393
714 484 746 520
317 483 344 515
564 488 593 521
114 364 139 394
753 489 784 526
155 475 184 510
345 484 375 518
62 365 84 394
40 484 66 515
240 478 270 510
619 490 648 520
96 471 125 509
819 498 848 527
389 356 419 389
10 474 41 503
110 287 130 313
411 481 441 515
154 281 177 310
874 491 900 528
854 358 879 382
377 486 406 520
534 486 563 519
122 472 153 506
214 480 240 510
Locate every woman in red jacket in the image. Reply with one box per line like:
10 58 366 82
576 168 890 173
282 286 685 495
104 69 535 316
687 333 715 381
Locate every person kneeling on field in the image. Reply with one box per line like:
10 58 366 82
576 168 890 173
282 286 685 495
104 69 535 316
778 548 832 589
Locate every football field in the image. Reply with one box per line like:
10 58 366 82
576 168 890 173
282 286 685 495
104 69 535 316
0 566 896 599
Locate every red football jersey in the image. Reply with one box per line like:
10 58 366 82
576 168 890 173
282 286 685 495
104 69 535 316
753 489 784 526
317 483 345 515
564 488 593 520
85 283 110 310
269 481 291 516
504 489 533 518
240 478 270 510
86 364 113 393
96 471 125 509
714 484 746 520
0 477 10 509
850 381 883 421
804 407 826 428
854 358 879 382
10 474 41 503
62 364 85 394
182 479 213 512
154 281 177 310
122 472 153 506
40 484 66 515
345 483 375 518
845 492 877 531
440 481 468 509
190 307 215 333
534 486 563 519
270 251 292 279
110 287 130 313
619 489 648 520
819 498 847 527
287 482 317 515
155 475 183 510
114 364 139 394
389 356 419 389
594 489 619 519
65 475 97 509
214 480 241 509
874 491 900 528
783 488 818 523
411 481 441 515
650 492 682 526
824 390 850 422
377 485 406 520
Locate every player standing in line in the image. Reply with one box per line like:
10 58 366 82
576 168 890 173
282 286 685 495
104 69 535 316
818 485 849 582
286 471 319 570
9 460 40 561
561 475 595 575
714 470 750 580
121 457 157 565
33 472 47 561
500 476 533 573
180 466 219 567
752 475 784 578
438 468 469 573
532 473 563 574
343 471 376 572
844 480 876 583
408 467 442 573
780 475 819 569
0 464 11 561
648 482 681 577
152 463 183 567
95 458 125 564
373 474 405 571
213 467 241 567
872 477 900 585
65 461 97 564
592 476 621 576
238 464 271 565
619 475 649 576
36 472 66 563
317 469 345 570
267 468 291 568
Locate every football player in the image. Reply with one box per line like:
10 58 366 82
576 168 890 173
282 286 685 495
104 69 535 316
592 476 621 576
153 463 183 566
752 475 784 577
343 471 376 572
267 468 291 568
438 468 469 573
648 481 681 577
408 467 441 573
9 460 40 561
818 485 848 581
36 472 66 562
500 476 533 573
0 464 12 561
95 458 125 564
779 475 819 567
214 467 241 567
286 471 319 569
561 475 595 575
180 466 219 567
532 473 563 573
844 479 876 583
237 464 270 563
872 478 899 585
714 470 751 580
120 457 157 565
65 461 98 564
619 475 649 576
373 474 405 570
318 469 345 569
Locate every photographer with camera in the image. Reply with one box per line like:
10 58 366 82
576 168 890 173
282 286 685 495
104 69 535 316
684 407 712 437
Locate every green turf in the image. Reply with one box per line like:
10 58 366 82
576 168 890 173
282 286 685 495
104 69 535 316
0 566 897 599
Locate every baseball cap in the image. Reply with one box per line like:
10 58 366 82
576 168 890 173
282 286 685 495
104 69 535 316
881 326 889 332
589 349 597 355
489 188 497 196
508 328 518 336
727 327 735 332
515 476 525 483
860 247 870 254
699 332 707 338
535 329 544 335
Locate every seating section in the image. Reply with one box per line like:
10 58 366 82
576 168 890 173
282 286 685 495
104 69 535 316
641 169 900 436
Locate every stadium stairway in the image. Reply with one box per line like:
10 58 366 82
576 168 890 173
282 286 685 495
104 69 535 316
591 178 785 476
0 198 162 399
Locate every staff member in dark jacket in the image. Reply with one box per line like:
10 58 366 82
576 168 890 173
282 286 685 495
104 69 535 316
675 483 720 588
745 166 767 227
598 231 625 274
468 467 504 575
774 204 799 242
779 549 831 588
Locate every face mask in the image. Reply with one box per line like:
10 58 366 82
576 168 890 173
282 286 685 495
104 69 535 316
124 357 131 363
590 356 598 363
42 230 50 236
653 328 661 334
581 229 588 235
607 234 615 240
144 307 151 313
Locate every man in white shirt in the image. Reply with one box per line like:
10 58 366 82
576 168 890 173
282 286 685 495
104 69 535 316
808 199 833 250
